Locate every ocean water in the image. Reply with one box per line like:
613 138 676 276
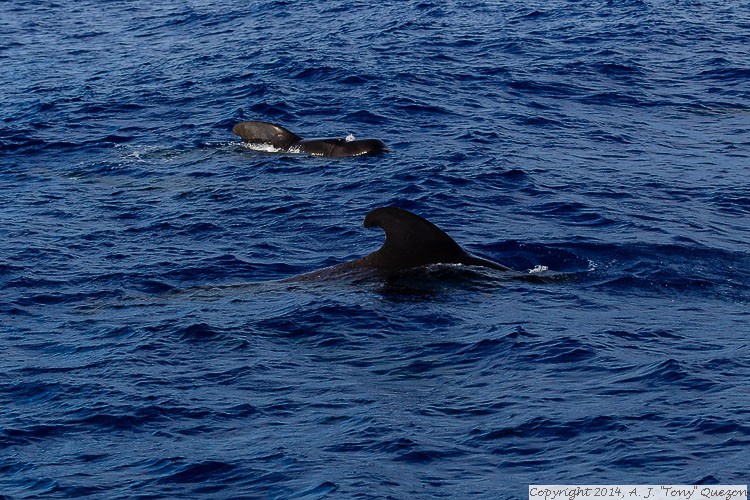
1 1 749 498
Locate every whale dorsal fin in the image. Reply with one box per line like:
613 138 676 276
361 207 469 269
288 206 512 281
232 120 301 150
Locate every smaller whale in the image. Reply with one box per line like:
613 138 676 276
232 120 387 157
294 206 512 280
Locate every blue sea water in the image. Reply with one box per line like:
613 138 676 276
1 0 749 498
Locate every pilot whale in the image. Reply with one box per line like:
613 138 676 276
293 206 512 280
232 120 387 157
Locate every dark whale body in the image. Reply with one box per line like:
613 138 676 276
232 120 387 157
294 207 511 280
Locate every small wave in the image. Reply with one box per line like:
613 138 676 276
292 481 339 499
133 279 175 294
292 65 339 81
393 100 453 115
0 130 46 153
507 79 583 98
698 67 750 82
611 359 718 391
472 415 627 443
1 423 69 447
529 201 615 227
342 109 388 124
175 322 228 342
14 289 123 307
579 91 644 107
711 193 750 215
157 460 238 485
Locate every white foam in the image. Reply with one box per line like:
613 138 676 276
345 133 356 142
241 141 286 154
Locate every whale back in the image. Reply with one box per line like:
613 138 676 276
233 120 387 157
298 138 388 157
232 120 301 150
337 138 387 157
